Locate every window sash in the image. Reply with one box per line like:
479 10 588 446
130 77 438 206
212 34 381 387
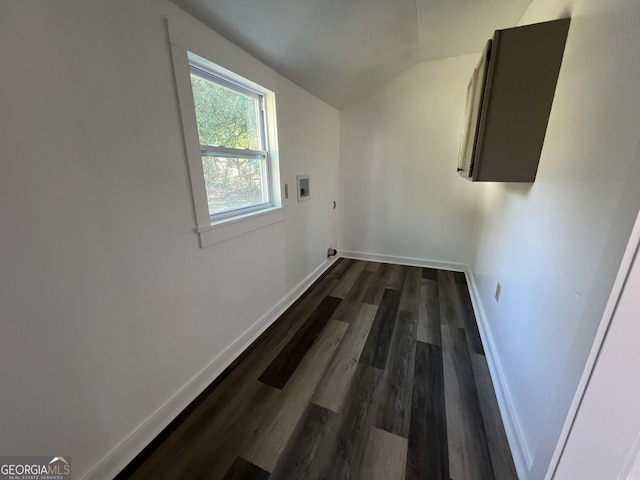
189 65 267 153
209 200 273 223
189 63 274 221
201 144 267 158
189 65 262 102
200 149 272 220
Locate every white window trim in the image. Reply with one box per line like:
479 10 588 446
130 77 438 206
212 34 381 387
170 44 283 248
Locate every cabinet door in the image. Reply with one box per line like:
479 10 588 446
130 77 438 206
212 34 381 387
457 70 477 177
457 40 492 179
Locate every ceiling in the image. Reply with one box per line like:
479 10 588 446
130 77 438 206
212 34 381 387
171 0 532 109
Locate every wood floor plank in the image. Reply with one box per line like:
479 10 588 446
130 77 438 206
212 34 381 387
471 353 518 480
226 273 340 381
441 325 469 480
259 295 342 389
422 267 438 281
399 266 421 316
269 403 337 480
449 447 465 480
453 271 467 285
313 304 378 412
223 457 270 480
438 270 465 328
456 334 492 477
387 264 407 290
130 379 280 480
456 282 485 355
375 309 417 438
365 261 381 272
331 270 374 323
245 319 349 472
407 341 448 480
327 258 354 279
363 262 391 305
322 363 384 479
442 325 494 480
196 384 280 480
360 427 408 480
360 288 401 370
331 260 367 298
417 281 441 345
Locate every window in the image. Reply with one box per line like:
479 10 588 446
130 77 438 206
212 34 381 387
189 57 274 221
171 48 283 247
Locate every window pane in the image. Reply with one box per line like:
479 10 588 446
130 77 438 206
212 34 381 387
202 155 268 216
190 72 260 150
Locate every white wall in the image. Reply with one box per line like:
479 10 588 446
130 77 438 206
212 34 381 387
470 0 640 478
339 55 480 267
552 209 640 479
0 1 339 478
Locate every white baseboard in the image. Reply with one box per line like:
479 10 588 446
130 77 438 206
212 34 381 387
465 267 533 479
82 257 339 480
339 250 466 272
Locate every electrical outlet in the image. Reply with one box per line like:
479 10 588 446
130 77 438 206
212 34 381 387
495 282 502 302
284 183 288 199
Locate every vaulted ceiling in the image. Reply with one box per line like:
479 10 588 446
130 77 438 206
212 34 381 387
171 0 532 109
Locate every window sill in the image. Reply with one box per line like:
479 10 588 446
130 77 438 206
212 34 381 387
197 206 285 248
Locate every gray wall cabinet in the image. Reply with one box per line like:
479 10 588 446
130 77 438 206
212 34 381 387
457 18 570 182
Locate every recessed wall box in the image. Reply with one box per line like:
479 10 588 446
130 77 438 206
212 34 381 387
297 175 310 202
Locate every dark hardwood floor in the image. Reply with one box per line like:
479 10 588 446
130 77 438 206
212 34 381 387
121 259 517 480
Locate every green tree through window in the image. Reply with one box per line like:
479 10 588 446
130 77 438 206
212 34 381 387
190 74 259 149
